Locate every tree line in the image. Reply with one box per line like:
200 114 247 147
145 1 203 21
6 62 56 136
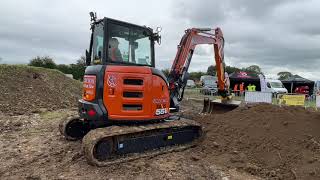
28 56 86 80
277 71 295 80
162 64 263 82
28 56 297 82
162 65 299 82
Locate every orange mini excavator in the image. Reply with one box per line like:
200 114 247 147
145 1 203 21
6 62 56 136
60 12 234 166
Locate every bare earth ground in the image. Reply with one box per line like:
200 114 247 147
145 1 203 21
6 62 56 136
1 99 319 179
1 66 319 179
0 105 259 180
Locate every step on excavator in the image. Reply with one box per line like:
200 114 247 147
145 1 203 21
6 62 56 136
59 12 239 166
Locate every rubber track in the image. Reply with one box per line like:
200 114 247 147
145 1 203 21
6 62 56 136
59 115 82 141
82 118 203 166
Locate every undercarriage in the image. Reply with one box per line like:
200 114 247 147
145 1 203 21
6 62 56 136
59 117 203 166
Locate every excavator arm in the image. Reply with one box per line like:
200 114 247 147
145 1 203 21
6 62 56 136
167 28 228 110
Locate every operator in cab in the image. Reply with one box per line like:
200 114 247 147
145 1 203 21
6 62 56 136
108 38 123 61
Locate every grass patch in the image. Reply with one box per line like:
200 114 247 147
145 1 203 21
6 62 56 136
40 111 65 120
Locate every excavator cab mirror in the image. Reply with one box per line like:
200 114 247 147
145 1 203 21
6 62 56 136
156 27 162 33
151 27 162 45
89 12 97 23
153 33 161 45
85 49 91 66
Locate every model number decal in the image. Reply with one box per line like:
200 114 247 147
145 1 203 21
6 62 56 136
155 108 168 116
153 98 168 104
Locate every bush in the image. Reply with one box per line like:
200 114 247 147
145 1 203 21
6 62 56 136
29 56 56 69
56 64 72 74
29 56 85 80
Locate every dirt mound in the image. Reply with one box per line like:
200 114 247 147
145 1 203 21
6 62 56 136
192 102 320 179
0 65 82 115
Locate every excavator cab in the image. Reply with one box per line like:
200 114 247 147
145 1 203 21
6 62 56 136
86 17 159 67
80 17 172 126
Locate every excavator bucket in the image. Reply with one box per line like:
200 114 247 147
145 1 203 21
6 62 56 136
202 98 241 114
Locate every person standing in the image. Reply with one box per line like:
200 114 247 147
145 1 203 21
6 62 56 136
233 84 239 96
252 84 256 91
240 82 245 96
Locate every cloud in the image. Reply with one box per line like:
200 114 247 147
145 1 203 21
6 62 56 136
171 0 320 80
0 0 319 80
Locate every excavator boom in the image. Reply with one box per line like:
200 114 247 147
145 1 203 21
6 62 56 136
167 27 238 113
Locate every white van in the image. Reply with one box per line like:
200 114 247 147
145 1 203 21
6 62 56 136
265 79 288 95
200 75 215 83
186 79 196 88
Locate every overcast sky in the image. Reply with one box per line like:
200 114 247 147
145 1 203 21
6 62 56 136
0 0 319 80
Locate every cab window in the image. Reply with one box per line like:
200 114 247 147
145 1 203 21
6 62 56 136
108 24 129 62
107 23 152 66
92 23 104 65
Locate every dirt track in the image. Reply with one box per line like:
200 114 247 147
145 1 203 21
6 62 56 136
1 99 319 179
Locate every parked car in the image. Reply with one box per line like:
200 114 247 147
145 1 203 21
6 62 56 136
266 79 288 96
200 75 214 84
186 79 196 88
200 77 218 95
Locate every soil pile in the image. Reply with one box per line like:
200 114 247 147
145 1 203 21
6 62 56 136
190 103 320 179
0 65 82 115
